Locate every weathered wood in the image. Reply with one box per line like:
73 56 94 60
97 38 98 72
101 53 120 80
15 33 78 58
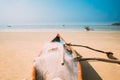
31 65 36 80
74 57 120 64
65 43 118 60
57 34 82 80
69 46 82 80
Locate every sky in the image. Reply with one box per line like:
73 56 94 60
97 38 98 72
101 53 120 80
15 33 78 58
0 0 120 25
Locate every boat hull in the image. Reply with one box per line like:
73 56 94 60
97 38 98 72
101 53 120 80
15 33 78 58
32 34 82 80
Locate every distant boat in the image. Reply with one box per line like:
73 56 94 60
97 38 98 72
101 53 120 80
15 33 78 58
84 26 94 31
84 26 90 31
62 24 65 27
7 25 12 27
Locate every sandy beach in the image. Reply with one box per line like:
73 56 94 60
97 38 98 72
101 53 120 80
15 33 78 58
0 31 120 80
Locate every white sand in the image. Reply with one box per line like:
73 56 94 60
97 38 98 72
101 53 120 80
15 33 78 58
0 31 120 80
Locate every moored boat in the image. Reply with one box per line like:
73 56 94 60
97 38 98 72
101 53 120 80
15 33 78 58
32 34 82 80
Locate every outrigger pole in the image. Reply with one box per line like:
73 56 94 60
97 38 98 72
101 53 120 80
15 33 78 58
65 43 120 65
74 57 120 64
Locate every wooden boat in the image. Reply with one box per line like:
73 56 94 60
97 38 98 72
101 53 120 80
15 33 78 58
32 34 82 80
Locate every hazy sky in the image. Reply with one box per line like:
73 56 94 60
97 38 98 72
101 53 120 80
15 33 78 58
0 0 120 25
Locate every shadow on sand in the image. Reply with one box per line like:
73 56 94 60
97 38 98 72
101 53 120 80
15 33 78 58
81 61 102 80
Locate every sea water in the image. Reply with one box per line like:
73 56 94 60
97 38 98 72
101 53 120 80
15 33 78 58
0 25 120 32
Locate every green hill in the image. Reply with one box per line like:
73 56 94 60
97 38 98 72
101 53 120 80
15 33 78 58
112 22 120 26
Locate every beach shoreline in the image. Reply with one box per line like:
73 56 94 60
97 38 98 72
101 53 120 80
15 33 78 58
1 28 120 32
0 31 120 80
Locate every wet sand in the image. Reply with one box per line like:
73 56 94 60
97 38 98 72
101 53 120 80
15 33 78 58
0 31 120 80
